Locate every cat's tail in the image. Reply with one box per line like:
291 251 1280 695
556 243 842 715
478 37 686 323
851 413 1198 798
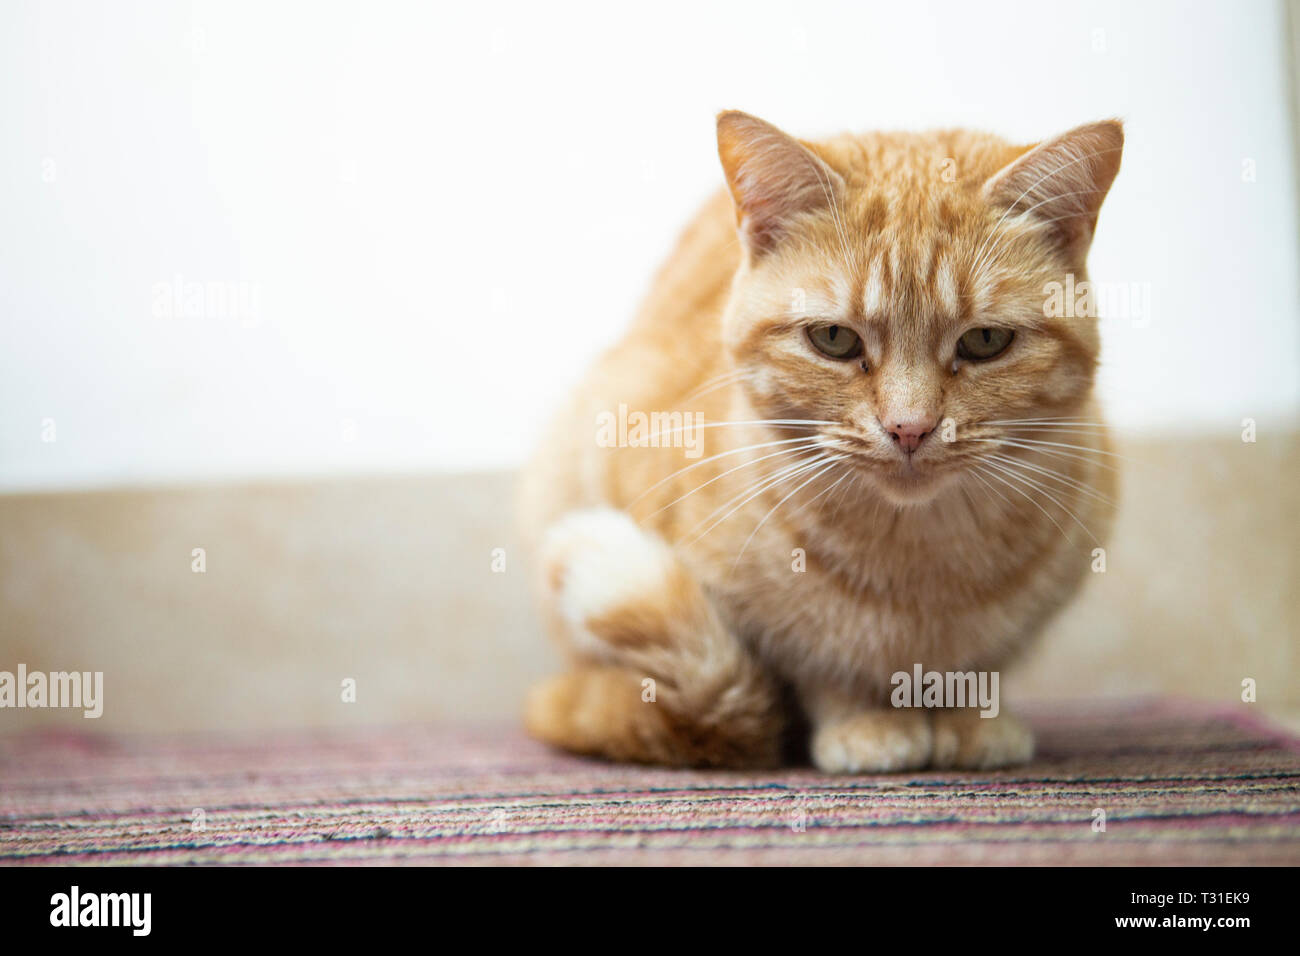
524 508 784 768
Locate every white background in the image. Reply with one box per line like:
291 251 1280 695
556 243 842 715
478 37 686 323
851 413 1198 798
2 0 1297 491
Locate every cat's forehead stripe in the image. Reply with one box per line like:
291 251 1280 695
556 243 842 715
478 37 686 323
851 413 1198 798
792 272 852 318
861 255 886 316
828 271 853 314
858 244 963 320
970 267 995 316
934 253 960 317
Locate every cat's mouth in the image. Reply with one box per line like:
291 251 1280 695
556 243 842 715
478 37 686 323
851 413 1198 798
873 460 947 500
831 445 950 503
820 431 969 503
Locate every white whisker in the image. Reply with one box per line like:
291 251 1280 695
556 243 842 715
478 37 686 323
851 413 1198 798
967 466 1016 510
684 453 835 547
962 469 1002 512
997 426 1122 440
627 435 822 509
681 368 750 404
972 463 1074 544
972 417 1108 426
981 458 1098 544
639 441 826 520
648 418 834 440
985 452 1114 506
731 458 847 571
964 436 1125 467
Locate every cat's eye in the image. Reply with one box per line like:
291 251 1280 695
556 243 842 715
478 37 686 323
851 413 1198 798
956 327 1014 361
807 324 863 360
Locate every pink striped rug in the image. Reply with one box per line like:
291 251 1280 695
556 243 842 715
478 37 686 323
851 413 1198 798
2 699 1297 865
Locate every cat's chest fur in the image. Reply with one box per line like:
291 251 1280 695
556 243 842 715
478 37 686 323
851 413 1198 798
690 486 1096 700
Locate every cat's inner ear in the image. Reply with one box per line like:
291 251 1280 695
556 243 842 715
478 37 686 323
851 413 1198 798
716 111 845 257
982 120 1124 258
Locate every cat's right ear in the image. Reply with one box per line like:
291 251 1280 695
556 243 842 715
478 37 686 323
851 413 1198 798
716 111 845 257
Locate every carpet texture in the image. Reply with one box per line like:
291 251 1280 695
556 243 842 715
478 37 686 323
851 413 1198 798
2 699 1298 866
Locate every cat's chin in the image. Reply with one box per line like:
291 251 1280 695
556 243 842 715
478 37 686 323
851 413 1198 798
867 464 953 507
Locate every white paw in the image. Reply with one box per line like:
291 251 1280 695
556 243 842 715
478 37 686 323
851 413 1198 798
811 710 933 773
541 508 675 629
930 710 1034 770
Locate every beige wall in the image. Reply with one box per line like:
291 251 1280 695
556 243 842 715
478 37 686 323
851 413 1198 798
0 432 1296 735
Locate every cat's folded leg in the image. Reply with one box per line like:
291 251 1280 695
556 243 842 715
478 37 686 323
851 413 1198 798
524 508 783 768
929 707 1034 770
803 685 934 774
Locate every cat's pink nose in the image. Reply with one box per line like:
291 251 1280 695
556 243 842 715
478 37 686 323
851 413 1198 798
884 416 937 454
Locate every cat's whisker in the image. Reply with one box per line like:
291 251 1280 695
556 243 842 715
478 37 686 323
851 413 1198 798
780 460 853 527
985 452 1114 506
986 435 1128 460
639 440 827 520
680 372 735 403
626 435 823 509
967 466 1016 510
988 462 1101 547
981 439 1122 472
978 421 1110 428
971 416 1107 425
997 429 1122 443
687 376 758 406
980 458 1099 545
683 379 745 405
963 436 1125 467
813 465 857 518
681 368 750 403
969 420 1130 438
730 458 848 572
683 452 830 538
648 418 834 440
827 461 863 520
961 468 1003 513
971 463 1075 544
684 452 836 547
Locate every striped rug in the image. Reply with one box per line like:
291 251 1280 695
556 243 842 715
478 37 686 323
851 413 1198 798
2 699 1297 865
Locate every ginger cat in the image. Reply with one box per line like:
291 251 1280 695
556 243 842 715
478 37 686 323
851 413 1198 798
520 111 1122 772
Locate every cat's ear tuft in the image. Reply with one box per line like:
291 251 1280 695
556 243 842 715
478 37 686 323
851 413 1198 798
982 119 1124 258
716 110 845 257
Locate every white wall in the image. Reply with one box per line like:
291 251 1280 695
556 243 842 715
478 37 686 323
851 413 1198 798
2 0 1296 491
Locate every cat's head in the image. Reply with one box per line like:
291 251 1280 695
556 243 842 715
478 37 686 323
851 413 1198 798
716 111 1123 505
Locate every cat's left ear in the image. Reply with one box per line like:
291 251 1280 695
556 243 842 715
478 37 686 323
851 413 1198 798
717 110 846 257
983 120 1124 258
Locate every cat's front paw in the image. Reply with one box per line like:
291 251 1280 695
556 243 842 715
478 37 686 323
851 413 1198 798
811 709 932 773
930 709 1034 770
